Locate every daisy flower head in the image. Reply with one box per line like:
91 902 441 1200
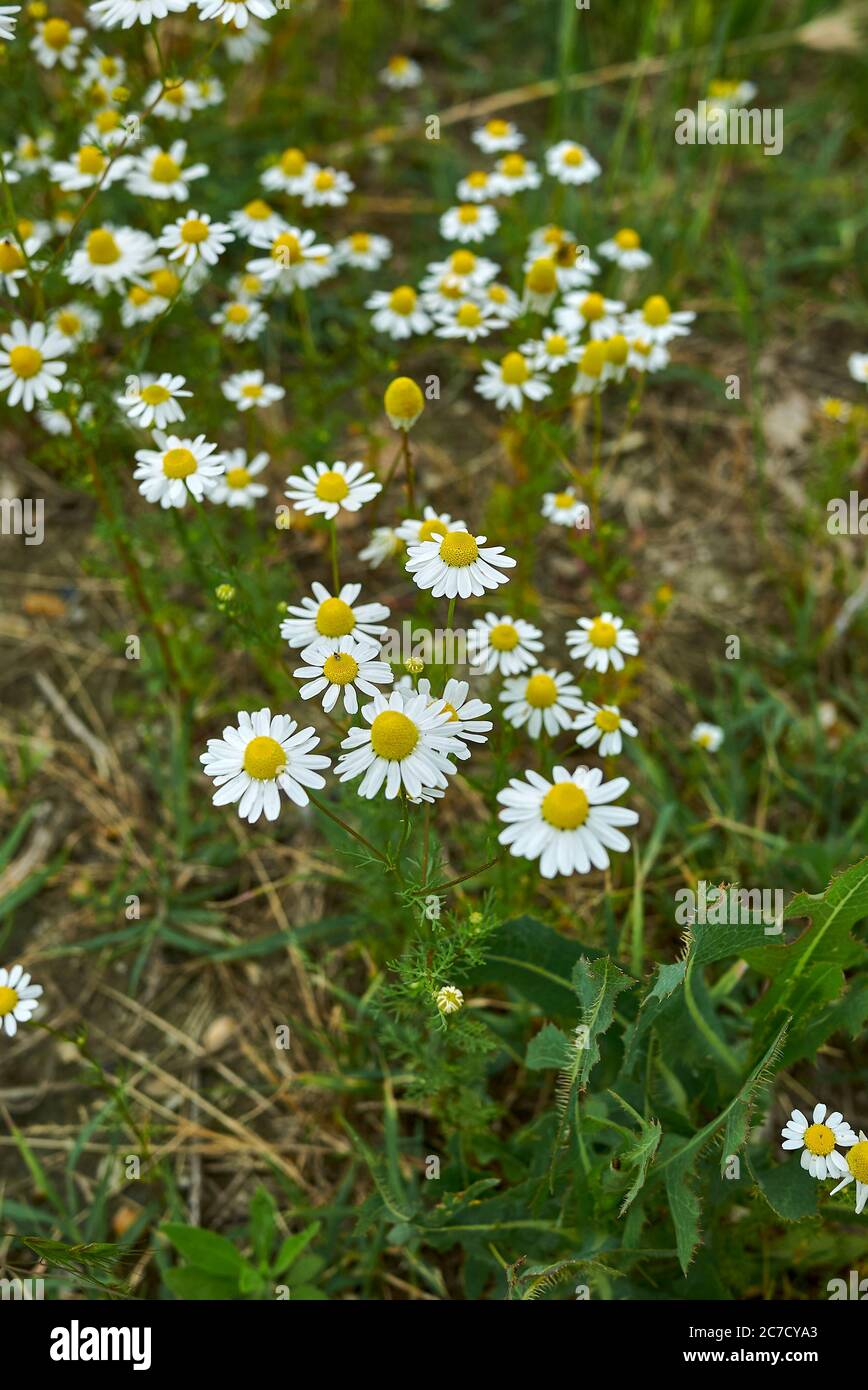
497 765 639 878
529 227 599 285
627 337 669 373
144 76 205 122
90 0 191 28
818 397 851 424
380 54 422 89
848 352 868 387
436 985 463 1015
522 329 581 374
247 225 333 290
294 635 393 715
65 225 155 295
397 506 464 546
126 142 208 202
260 146 312 196
422 249 499 292
597 227 652 271
828 1131 868 1213
471 118 524 154
572 339 608 396
440 203 499 245
555 290 625 340
523 257 559 314
15 131 53 172
335 231 392 271
0 320 67 411
207 448 269 509
384 375 424 431
133 430 226 509
359 526 403 570
415 677 492 759
435 297 506 342
31 16 85 68
456 169 499 204
0 6 21 41
623 294 695 346
222 369 284 413
406 525 516 600
211 297 268 341
197 0 276 24
0 234 38 299
545 140 602 185
49 302 101 350
284 459 381 521
118 372 192 430
541 487 590 529
781 1102 858 1180
483 281 521 321
335 689 464 801
690 721 724 753
706 78 757 107
159 210 235 267
366 285 431 340
493 152 542 195
81 108 129 148
223 13 270 57
602 333 630 383
475 351 551 412
120 264 185 325
468 612 544 677
201 708 330 824
500 667 583 738
567 612 639 673
573 701 638 757
280 581 391 650
0 964 42 1038
301 164 354 208
50 141 132 193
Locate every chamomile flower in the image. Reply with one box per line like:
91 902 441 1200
50 142 131 192
828 1131 868 1213
118 373 191 430
119 263 186 325
159 210 235 267
819 397 852 423
260 146 312 196
301 165 354 208
572 340 608 395
0 320 67 411
380 54 422 89
471 118 524 153
284 459 381 520
336 689 464 801
567 613 639 673
627 338 669 373
0 235 37 298
522 257 559 314
468 613 544 676
14 131 52 172
780 1102 858 1180
81 108 128 148
144 76 204 122
224 14 270 57
622 294 695 346
522 329 581 374
295 635 393 715
0 964 42 1038
0 6 20 40
80 47 126 86
384 376 425 431
207 448 269 508
38 392 93 435
397 507 464 545
848 352 868 387
492 152 541 195
126 142 208 201
422 250 499 292
133 431 226 509
406 526 516 600
90 0 190 27
200 708 330 824
435 298 505 342
690 721 724 752
197 0 276 24
246 225 332 290
366 285 431 339
195 76 225 109
541 487 589 529
500 668 583 738
601 334 630 383
544 140 601 185
573 702 638 757
440 204 499 245
280 582 391 650
359 526 403 570
416 677 492 758
335 232 393 271
482 281 521 320
436 985 463 1015
475 352 551 412
49 302 101 349
555 290 625 340
66 225 155 296
497 765 639 878
706 78 757 106
210 298 268 341
597 227 652 271
525 238 597 293
222 369 284 412
456 169 499 203
31 17 84 68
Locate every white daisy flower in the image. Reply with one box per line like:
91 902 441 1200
407 526 516 600
434 298 506 342
622 294 695 346
14 131 53 171
456 169 498 203
335 231 393 271
439 204 499 245
228 197 285 240
597 227 652 271
379 54 422 89
49 302 101 350
690 721 724 753
50 142 131 193
90 0 191 28
482 281 521 320
471 118 524 153
601 334 630 382
210 298 268 341
222 370 284 412
197 0 276 25
336 689 464 801
295 635 393 715
81 108 128 148
159 210 235 267
65 225 156 295
541 487 590 529
208 448 269 508
0 235 38 299
627 338 670 373
396 507 464 546
80 47 126 85
133 431 226 509
848 352 868 387
260 146 312 196
828 1131 868 1213
366 285 431 340
224 15 270 58
0 6 20 41
475 352 552 412
521 256 560 314
200 708 330 824
492 152 541 195
31 17 85 68
246 225 332 290
572 340 609 396
195 75 225 108
555 290 625 340
301 165 354 208
118 372 192 430
126 142 208 202
285 460 381 520
144 77 205 122
383 376 425 431
544 140 601 185
527 227 599 289
573 702 638 757
567 612 639 673
415 677 492 759
780 1102 858 1180
497 765 639 878
359 526 403 569
0 964 43 1038
436 985 463 1014
521 329 581 373
421 250 499 292
500 668 583 738
0 320 67 411
468 613 544 676
706 78 757 106
280 582 391 650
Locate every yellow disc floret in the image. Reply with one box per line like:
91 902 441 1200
803 1123 836 1157
589 618 617 648
316 597 356 637
384 376 423 423
242 735 286 781
370 710 419 761
323 652 359 686
87 228 120 265
500 351 530 385
541 782 589 829
439 531 479 567
315 470 350 503
525 673 558 708
0 985 19 1016
489 622 519 651
594 708 621 733
9 345 42 378
162 448 197 479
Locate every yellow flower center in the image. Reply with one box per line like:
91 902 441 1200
489 622 519 651
500 351 530 385
0 242 24 273
708 79 739 98
595 708 621 733
525 673 558 708
439 531 478 567
350 232 370 251
450 250 476 275
466 171 488 188
526 257 557 294
384 376 423 421
42 17 71 48
456 302 482 327
243 198 272 220
77 145 105 175
389 285 416 315
323 652 359 685
388 55 409 73
589 618 617 648
240 274 261 295
95 109 121 133
643 294 671 326
0 985 19 1016
140 383 171 405
315 470 350 503
562 144 584 166
615 227 640 249
546 335 568 356
226 303 250 324
316 597 356 637
241 383 263 398
279 147 306 176
554 491 575 508
418 517 448 543
151 269 180 297
803 1123 836 1157
162 448 197 479
181 218 209 244
579 341 607 377
487 284 508 304
846 1141 868 1184
99 55 118 75
541 782 589 829
370 710 418 761
17 218 35 238
226 467 251 489
696 731 713 748
457 204 479 224
164 83 187 106
485 119 509 137
129 286 152 306
242 735 286 781
581 292 605 321
500 153 526 177
87 228 120 264
56 310 81 336
9 345 42 378
314 169 335 190
151 153 181 182
606 334 629 365
439 278 462 299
